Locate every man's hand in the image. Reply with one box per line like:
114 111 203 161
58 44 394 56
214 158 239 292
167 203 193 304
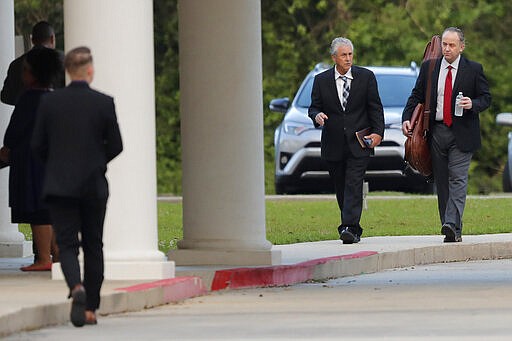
402 120 412 137
315 112 328 126
459 96 473 110
365 133 382 148
0 146 10 163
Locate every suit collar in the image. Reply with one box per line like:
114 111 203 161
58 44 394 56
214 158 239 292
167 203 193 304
431 56 468 113
453 56 468 92
329 67 344 111
329 65 361 112
436 55 467 72
68 81 90 88
334 66 353 80
441 54 461 71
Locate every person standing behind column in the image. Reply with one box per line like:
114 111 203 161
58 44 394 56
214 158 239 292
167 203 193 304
402 27 491 243
308 37 384 244
0 47 62 271
1 20 64 106
1 21 64 266
31 46 123 327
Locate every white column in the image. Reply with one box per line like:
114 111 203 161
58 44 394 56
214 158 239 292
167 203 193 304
169 0 281 265
62 0 174 279
0 0 32 257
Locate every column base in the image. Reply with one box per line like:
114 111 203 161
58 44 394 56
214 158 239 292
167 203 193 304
0 241 32 258
168 248 282 266
52 260 175 280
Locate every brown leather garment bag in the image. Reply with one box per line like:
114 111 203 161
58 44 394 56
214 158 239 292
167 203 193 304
404 35 442 177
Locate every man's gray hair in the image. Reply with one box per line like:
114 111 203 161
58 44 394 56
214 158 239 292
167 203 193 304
443 27 465 44
330 37 354 56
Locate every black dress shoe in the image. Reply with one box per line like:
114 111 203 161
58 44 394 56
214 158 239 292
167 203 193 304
441 224 461 243
444 235 462 242
339 227 360 244
70 285 86 327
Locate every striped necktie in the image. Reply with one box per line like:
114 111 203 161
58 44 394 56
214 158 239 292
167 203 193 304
341 76 350 110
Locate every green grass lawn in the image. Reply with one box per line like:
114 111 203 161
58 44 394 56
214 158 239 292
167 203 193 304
157 195 512 254
19 195 512 255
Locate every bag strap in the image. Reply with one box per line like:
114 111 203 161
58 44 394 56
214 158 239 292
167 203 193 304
422 35 442 132
422 59 436 132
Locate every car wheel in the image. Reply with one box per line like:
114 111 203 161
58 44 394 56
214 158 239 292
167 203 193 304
503 161 512 192
275 182 285 195
404 175 435 194
407 180 435 194
421 181 436 194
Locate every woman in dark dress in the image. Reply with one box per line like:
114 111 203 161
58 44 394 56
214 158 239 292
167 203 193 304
0 47 62 271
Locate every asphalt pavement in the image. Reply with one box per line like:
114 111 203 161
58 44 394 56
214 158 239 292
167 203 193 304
2 232 512 337
6 259 512 340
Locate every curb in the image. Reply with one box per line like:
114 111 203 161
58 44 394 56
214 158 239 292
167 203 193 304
0 276 207 338
3 240 512 337
211 251 377 290
106 276 207 313
209 241 512 291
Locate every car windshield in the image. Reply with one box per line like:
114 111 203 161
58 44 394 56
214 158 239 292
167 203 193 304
375 74 417 107
295 73 416 108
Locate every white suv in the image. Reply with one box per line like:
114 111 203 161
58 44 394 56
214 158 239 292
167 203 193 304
269 62 433 194
496 113 512 192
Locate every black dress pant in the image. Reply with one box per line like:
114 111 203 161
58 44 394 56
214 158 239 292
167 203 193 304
327 147 369 234
47 196 107 311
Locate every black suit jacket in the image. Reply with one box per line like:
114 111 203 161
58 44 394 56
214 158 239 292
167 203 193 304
1 47 65 106
1 53 25 105
402 56 491 152
308 66 384 161
31 81 123 199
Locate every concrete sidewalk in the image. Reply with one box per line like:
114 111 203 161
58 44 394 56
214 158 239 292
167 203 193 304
2 233 512 337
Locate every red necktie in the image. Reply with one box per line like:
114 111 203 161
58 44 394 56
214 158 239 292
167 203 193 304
443 65 453 127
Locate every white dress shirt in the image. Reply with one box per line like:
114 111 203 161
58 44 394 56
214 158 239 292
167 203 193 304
436 55 461 121
334 67 353 110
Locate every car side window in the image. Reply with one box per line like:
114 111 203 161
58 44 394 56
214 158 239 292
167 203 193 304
296 77 314 108
376 75 416 107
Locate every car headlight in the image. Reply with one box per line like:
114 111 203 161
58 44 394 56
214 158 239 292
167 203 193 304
283 121 311 135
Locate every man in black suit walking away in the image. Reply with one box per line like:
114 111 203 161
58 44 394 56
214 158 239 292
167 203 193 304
1 21 64 106
308 37 384 244
402 27 491 243
32 46 123 327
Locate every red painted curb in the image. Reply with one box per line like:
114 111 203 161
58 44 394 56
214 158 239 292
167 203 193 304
116 276 207 302
211 251 377 291
113 251 378 299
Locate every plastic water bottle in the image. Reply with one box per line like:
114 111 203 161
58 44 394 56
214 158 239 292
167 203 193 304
455 92 463 117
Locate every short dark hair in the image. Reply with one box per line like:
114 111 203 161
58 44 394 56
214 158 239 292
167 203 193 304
31 21 55 45
25 47 62 87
